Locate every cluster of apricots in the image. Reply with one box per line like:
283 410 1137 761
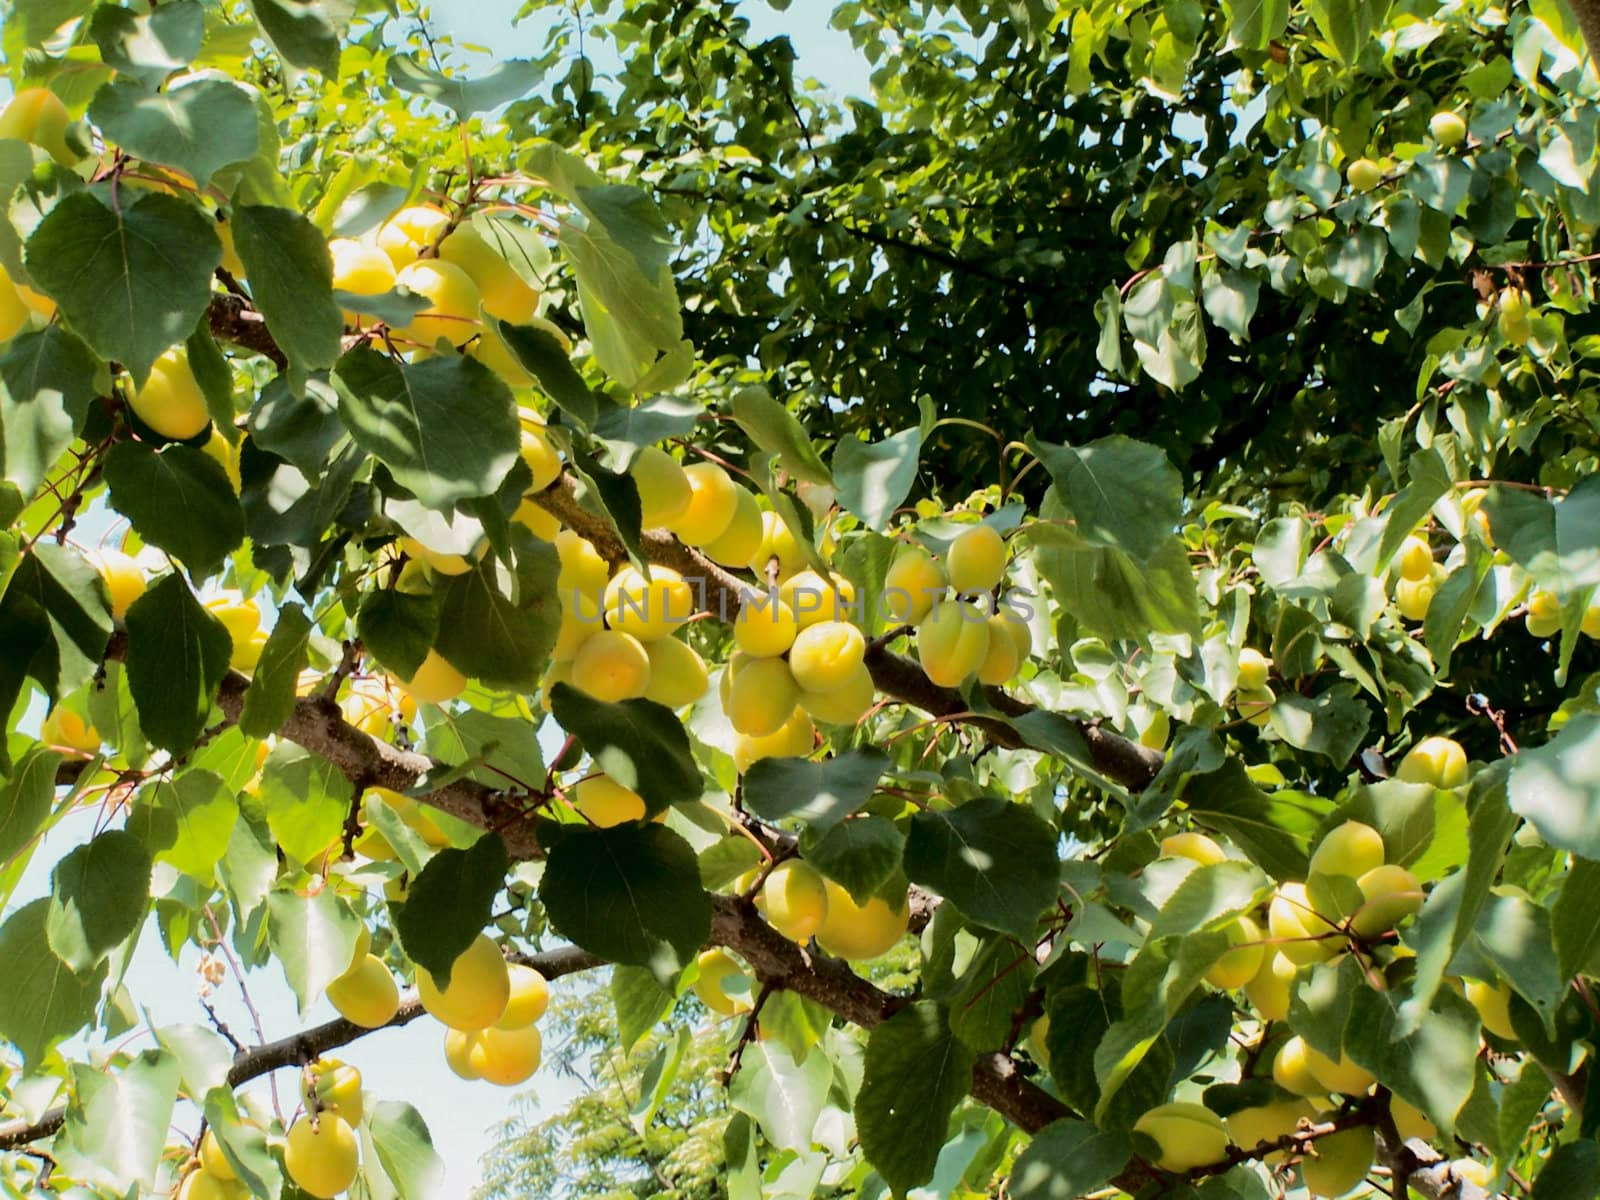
1101 735 1513 1193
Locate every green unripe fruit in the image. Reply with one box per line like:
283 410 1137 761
1131 1101 1231 1173
1394 736 1468 788
1268 884 1342 965
1346 157 1383 192
1350 864 1422 937
1237 685 1275 727
1308 821 1385 882
1300 1124 1375 1197
1429 110 1467 148
1498 287 1533 346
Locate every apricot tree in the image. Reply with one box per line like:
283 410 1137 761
1 3 1599 1200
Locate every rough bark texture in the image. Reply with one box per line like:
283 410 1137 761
1569 0 1600 74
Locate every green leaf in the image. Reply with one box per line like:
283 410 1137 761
154 1023 232 1099
394 834 508 982
1509 715 1600 857
0 899 106 1068
728 1040 832 1153
612 963 674 1054
548 685 703 817
421 706 546 792
1375 449 1453 574
386 55 544 119
132 771 238 883
0 746 61 865
368 1100 446 1198
332 345 521 509
799 815 904 905
731 386 831 486
258 741 348 866
1265 686 1370 765
88 77 258 187
357 588 439 684
248 0 341 78
855 1002 977 1196
1148 860 1269 937
497 322 603 429
239 601 312 738
1028 435 1180 559
539 823 711 975
8 0 95 49
434 549 560 692
248 372 346 475
833 427 922 532
1008 1120 1133 1200
1187 759 1332 880
948 937 1038 1051
88 2 204 87
1485 476 1600 599
1 325 98 498
123 572 232 752
8 541 114 697
53 1050 179 1193
904 796 1059 941
233 204 344 372
591 394 702 463
1344 984 1481 1136
1531 1133 1600 1200
186 319 235 435
265 886 360 1016
1424 537 1495 674
45 830 151 972
200 1088 283 1199
333 285 431 327
1553 857 1600 981
1474 893 1565 1027
102 441 244 578
743 749 887 833
25 191 219 383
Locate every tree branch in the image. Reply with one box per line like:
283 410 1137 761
0 946 604 1152
1567 0 1600 74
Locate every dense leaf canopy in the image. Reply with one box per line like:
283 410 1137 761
0 2 1597 1200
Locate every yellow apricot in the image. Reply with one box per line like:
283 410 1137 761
916 600 991 687
993 605 1032 659
1308 821 1385 882
203 591 261 647
629 447 692 529
397 536 478 576
749 510 807 578
692 948 753 1016
1303 1043 1375 1096
438 224 539 324
945 524 1006 594
798 663 876 725
200 427 242 494
1162 832 1227 865
499 964 550 1029
1346 157 1383 193
883 546 947 624
177 1167 237 1200
0 265 31 342
733 709 815 773
1226 1098 1314 1163
728 656 801 737
417 933 510 1031
466 1022 543 1086
702 485 765 568
555 530 611 599
302 1059 364 1125
199 1128 237 1181
40 707 99 755
1395 575 1438 621
1350 864 1422 937
284 1114 359 1199
1205 915 1265 990
1132 1101 1230 1173
519 421 562 492
395 649 466 706
444 1028 479 1079
130 347 210 441
1272 1036 1327 1098
788 621 866 693
1397 535 1433 581
1395 736 1468 789
1243 950 1297 1022
1237 648 1271 692
603 565 695 642
574 775 647 827
762 860 829 941
668 462 738 546
642 637 710 708
733 592 800 657
1430 110 1467 148
471 321 535 387
377 205 451 267
326 954 400 1029
549 590 603 662
814 880 909 961
1268 883 1342 965
329 240 397 326
395 259 481 348
540 659 573 713
778 570 856 630
1464 978 1517 1040
1525 589 1562 638
1391 1096 1437 1143
976 613 1021 684
569 629 652 701
0 88 77 165
1236 685 1275 727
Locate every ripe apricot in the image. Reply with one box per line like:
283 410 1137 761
1395 736 1468 788
519 420 562 492
604 565 695 642
692 948 753 1016
779 570 857 630
1162 832 1227 865
1308 821 1385 882
1268 883 1342 964
1204 916 1265 990
814 881 909 961
1236 648 1271 692
569 629 652 701
395 259 481 348
303 1059 364 1124
444 1028 479 1079
417 933 510 1031
499 964 549 1029
762 860 829 941
199 1129 237 1181
395 649 466 706
1132 1101 1230 1173
1397 535 1433 581
1464 977 1517 1040
916 600 990 687
438 224 539 324
702 485 765 568
946 524 1006 594
728 656 801 737
749 510 807 578
788 621 866 694
131 347 210 441
798 663 875 725
629 447 691 529
40 706 99 755
376 205 451 267
668 462 738 546
555 530 611 599
326 954 400 1029
466 1023 543 1086
329 238 396 324
976 613 1021 684
574 775 647 827
643 637 710 708
1243 950 1297 1022
1350 864 1422 937
87 549 146 621
0 88 77 165
733 709 814 774
733 592 800 658
883 546 946 623
284 1114 359 1199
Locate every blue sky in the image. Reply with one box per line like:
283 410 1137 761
5 3 875 1194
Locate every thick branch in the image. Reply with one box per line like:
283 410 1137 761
206 294 287 370
1568 0 1600 73
0 946 602 1152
